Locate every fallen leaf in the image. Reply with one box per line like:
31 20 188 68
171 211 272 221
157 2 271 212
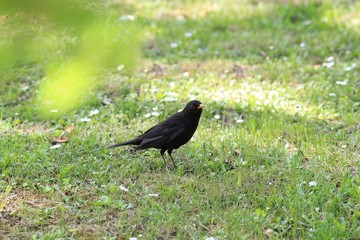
53 136 68 143
64 125 74 133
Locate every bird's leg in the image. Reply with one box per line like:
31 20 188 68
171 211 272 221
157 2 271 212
168 149 177 169
160 149 168 169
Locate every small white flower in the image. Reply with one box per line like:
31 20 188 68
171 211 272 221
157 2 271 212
50 144 62 149
236 119 244 123
89 109 99 116
144 113 151 118
120 185 129 192
184 32 192 37
183 72 189 77
308 181 317 186
329 93 336 97
163 97 178 102
169 82 176 89
102 97 112 105
268 45 274 50
326 56 334 62
315 207 320 212
50 109 59 113
21 85 30 91
335 79 348 86
119 15 135 21
117 64 124 71
303 20 312 25
322 56 335 69
343 63 356 71
152 111 160 117
170 42 178 48
129 238 138 240
323 61 334 69
148 193 159 197
300 42 306 48
79 117 91 123
205 237 218 240
214 114 220 120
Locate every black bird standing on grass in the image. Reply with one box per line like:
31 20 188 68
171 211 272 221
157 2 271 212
108 100 204 169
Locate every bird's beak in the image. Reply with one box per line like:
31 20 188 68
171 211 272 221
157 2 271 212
197 104 205 109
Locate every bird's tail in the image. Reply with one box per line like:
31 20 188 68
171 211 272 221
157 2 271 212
107 137 142 149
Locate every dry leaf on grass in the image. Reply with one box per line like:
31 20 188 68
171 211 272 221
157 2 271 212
53 136 69 143
64 125 74 133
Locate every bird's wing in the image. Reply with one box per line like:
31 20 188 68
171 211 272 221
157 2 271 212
138 120 185 149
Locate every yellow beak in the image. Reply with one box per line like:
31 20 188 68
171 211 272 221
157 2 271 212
197 104 205 109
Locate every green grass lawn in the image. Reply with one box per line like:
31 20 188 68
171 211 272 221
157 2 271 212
1 0 359 239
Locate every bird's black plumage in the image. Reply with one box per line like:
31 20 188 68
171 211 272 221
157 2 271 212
108 100 204 168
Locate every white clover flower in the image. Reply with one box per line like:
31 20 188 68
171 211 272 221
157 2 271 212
89 109 99 116
119 15 135 21
148 193 159 197
184 32 192 37
120 185 129 192
323 61 334 69
335 79 348 86
170 42 178 48
326 56 334 62
323 56 335 69
117 64 124 71
163 97 178 102
343 63 356 71
236 119 244 123
308 181 317 186
22 85 30 91
79 117 91 123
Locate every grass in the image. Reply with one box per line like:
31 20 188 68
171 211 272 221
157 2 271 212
1 0 359 239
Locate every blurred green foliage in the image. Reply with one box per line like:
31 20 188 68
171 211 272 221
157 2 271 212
0 0 140 116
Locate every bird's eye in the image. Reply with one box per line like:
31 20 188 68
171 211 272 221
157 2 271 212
190 105 195 109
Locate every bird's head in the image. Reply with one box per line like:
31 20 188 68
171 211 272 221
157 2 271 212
183 100 205 114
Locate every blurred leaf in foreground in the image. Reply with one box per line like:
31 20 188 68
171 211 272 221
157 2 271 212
0 0 140 117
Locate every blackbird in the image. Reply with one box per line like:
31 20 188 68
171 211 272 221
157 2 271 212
108 100 204 169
